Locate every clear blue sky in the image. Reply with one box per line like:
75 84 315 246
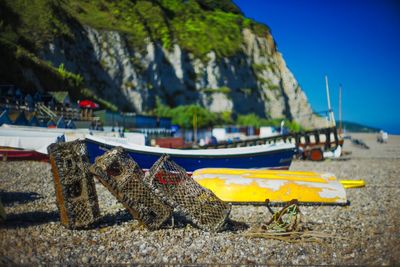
234 0 400 134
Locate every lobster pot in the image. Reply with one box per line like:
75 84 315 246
145 154 231 232
89 147 172 230
0 198 6 222
48 140 100 229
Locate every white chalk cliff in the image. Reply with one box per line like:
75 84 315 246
42 25 327 128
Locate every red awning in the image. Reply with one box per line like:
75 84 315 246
79 100 99 109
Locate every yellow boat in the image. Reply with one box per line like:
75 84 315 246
339 180 365 189
192 168 347 204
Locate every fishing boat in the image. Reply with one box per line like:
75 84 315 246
0 147 49 161
192 168 348 205
0 127 66 160
85 135 296 172
0 124 147 161
0 127 65 153
0 124 146 145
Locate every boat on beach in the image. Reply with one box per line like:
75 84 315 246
192 168 348 204
0 125 146 161
0 127 65 153
0 124 146 145
85 135 296 172
0 127 65 160
0 147 49 161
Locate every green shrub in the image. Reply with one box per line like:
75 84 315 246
201 86 231 94
252 63 266 73
153 100 218 129
237 113 264 127
218 111 234 125
268 84 280 90
3 0 73 50
152 99 302 131
57 63 83 88
195 0 242 14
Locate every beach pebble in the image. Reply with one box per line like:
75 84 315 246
0 133 399 264
81 256 90 264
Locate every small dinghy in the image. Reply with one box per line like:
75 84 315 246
192 168 347 205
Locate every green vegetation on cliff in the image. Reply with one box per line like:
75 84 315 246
152 99 302 131
0 37 82 96
153 99 218 128
65 0 270 58
1 0 271 58
237 113 302 132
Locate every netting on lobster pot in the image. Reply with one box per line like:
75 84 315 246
47 140 100 229
89 147 172 230
145 154 231 232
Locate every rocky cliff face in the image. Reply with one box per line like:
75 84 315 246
40 25 326 128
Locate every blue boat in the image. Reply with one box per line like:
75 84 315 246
85 135 296 172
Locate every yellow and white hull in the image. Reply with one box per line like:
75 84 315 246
192 168 347 204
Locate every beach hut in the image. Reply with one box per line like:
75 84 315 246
25 112 39 127
24 94 34 110
33 91 43 103
56 116 66 128
0 110 11 126
38 119 47 127
10 111 28 126
66 120 76 129
28 115 41 127
47 119 56 128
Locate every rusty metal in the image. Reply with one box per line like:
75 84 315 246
145 154 231 232
47 140 100 229
200 127 343 160
89 147 172 230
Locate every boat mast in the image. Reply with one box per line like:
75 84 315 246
339 84 342 135
193 110 198 145
325 75 336 127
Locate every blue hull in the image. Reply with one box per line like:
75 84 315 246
85 138 295 172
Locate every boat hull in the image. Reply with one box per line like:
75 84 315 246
0 148 48 161
192 168 347 204
85 138 295 172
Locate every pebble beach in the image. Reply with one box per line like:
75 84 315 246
1 133 399 265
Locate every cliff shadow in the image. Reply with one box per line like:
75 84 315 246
229 89 266 117
145 44 201 108
279 79 293 120
41 18 135 111
221 53 266 117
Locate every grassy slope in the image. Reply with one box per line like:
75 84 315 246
64 0 270 58
0 0 271 111
1 0 271 57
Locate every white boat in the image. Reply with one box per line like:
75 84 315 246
0 127 65 154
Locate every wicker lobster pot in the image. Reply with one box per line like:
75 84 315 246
145 154 231 232
90 147 172 230
48 140 100 229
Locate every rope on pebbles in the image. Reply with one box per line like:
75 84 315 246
243 200 348 243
